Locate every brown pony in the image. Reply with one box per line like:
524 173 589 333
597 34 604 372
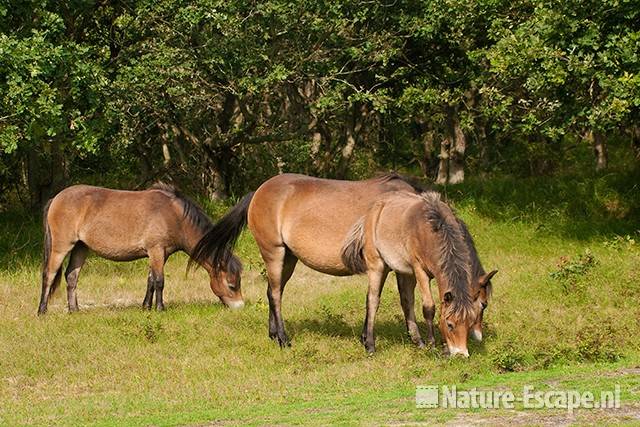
37 183 244 315
191 173 493 354
342 191 496 356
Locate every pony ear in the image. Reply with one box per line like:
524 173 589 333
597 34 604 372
480 270 498 287
443 291 453 303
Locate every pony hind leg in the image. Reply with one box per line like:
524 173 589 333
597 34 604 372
361 267 389 354
267 250 297 341
261 245 296 347
65 242 88 313
396 273 425 348
38 244 73 315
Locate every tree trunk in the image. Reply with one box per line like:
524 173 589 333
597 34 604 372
419 130 435 179
436 133 451 185
585 130 608 171
26 139 66 209
336 104 364 178
448 108 466 184
630 125 640 160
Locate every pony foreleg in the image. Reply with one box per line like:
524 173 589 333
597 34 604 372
143 272 155 310
415 268 436 347
396 273 425 348
361 268 388 354
147 248 166 311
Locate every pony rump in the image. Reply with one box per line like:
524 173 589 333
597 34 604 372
422 192 476 322
188 192 255 273
341 216 367 274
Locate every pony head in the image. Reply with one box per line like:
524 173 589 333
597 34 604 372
208 255 244 309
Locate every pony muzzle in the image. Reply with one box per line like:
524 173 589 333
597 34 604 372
224 299 245 310
470 328 483 342
448 346 470 358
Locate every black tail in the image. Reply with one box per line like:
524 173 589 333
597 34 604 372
188 192 255 272
42 199 53 275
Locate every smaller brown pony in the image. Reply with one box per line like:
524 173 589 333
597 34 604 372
342 191 496 356
37 183 244 315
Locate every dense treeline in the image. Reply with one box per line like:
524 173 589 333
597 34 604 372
1 0 639 208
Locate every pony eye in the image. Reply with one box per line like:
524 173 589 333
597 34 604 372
447 322 454 331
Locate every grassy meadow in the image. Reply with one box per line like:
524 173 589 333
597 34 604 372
1 165 640 425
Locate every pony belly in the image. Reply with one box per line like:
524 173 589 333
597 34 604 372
81 240 149 262
297 257 353 276
89 248 148 262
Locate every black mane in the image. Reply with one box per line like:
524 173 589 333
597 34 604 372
421 192 476 320
376 172 429 193
458 218 491 298
149 183 243 274
149 182 213 234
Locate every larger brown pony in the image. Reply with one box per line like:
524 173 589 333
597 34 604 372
191 173 494 355
342 190 496 356
37 183 244 315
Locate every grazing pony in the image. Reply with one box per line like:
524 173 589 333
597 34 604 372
342 191 496 356
38 183 244 314
191 173 494 355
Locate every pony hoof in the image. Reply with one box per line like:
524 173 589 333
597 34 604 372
416 341 426 349
364 342 376 354
277 339 291 348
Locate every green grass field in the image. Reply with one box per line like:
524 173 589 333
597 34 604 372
1 170 640 426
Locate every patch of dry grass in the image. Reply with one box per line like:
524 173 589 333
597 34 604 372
0 206 639 425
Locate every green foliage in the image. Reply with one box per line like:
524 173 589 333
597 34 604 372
0 0 639 206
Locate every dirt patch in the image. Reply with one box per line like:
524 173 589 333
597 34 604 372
602 367 640 377
446 404 640 426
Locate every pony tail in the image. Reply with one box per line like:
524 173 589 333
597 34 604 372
341 216 367 274
42 199 53 271
188 192 255 272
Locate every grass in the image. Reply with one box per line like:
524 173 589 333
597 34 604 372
1 166 640 425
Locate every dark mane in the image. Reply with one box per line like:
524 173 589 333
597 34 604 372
149 183 243 274
376 172 428 193
421 192 476 321
457 218 491 298
149 182 213 234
